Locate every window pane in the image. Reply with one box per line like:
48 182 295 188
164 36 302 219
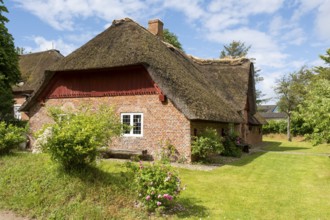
133 115 141 134
14 105 21 120
122 115 131 134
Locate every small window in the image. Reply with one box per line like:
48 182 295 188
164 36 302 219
121 113 143 137
14 104 22 120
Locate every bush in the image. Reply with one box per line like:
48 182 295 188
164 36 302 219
191 128 224 160
36 105 122 169
220 128 242 158
159 140 179 163
127 161 183 212
221 137 242 158
0 121 26 154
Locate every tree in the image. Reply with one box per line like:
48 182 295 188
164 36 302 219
297 79 330 145
220 40 251 58
15 47 26 55
274 67 313 141
295 48 330 144
163 29 183 50
0 0 20 121
314 48 330 80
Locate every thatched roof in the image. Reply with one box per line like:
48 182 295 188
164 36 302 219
13 50 64 93
249 112 268 125
21 18 257 124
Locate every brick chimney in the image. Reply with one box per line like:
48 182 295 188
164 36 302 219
148 19 163 40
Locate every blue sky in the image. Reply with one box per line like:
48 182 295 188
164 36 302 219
5 0 330 104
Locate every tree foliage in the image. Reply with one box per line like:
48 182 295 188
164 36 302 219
274 67 313 141
220 40 251 58
0 0 20 121
297 80 330 145
163 29 183 51
295 48 330 144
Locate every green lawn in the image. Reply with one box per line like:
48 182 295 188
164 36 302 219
0 138 329 219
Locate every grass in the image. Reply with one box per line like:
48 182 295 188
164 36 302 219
0 137 329 219
0 153 148 219
263 134 330 153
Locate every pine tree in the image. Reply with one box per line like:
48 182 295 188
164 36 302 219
220 40 251 58
163 29 183 51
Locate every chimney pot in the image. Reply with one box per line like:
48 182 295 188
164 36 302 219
148 19 164 40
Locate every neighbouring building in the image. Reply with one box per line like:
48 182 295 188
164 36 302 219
258 105 287 121
12 50 64 120
20 18 265 161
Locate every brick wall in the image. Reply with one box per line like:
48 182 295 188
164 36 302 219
28 95 192 161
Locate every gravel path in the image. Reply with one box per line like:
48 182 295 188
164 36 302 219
0 211 30 220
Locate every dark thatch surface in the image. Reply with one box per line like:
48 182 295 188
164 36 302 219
22 18 256 124
13 50 64 93
249 112 268 125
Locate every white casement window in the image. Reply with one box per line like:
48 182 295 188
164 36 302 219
121 113 143 137
13 104 22 120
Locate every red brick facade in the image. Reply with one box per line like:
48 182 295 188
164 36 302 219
28 95 192 161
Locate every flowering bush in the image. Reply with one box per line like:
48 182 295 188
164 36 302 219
128 161 183 212
221 131 242 158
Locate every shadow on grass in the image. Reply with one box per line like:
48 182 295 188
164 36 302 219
262 141 309 152
170 197 209 219
228 152 266 166
57 164 132 190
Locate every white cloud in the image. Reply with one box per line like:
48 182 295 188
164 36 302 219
31 36 76 55
207 27 289 68
162 0 204 20
291 0 330 40
258 70 285 103
208 0 284 15
314 0 330 40
13 0 146 30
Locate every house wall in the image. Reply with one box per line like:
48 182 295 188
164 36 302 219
14 95 29 120
246 125 263 145
190 121 239 137
28 94 192 161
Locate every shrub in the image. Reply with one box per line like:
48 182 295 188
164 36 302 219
36 105 122 169
159 140 179 163
221 137 242 158
221 130 242 158
0 121 26 154
127 161 183 212
191 128 224 160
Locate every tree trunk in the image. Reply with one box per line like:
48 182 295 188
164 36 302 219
287 114 292 142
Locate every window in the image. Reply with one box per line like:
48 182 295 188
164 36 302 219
121 113 143 137
13 104 22 120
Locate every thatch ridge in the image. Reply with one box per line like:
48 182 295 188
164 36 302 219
22 18 248 123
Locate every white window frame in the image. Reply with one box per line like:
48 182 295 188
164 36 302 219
120 113 143 137
13 104 22 120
